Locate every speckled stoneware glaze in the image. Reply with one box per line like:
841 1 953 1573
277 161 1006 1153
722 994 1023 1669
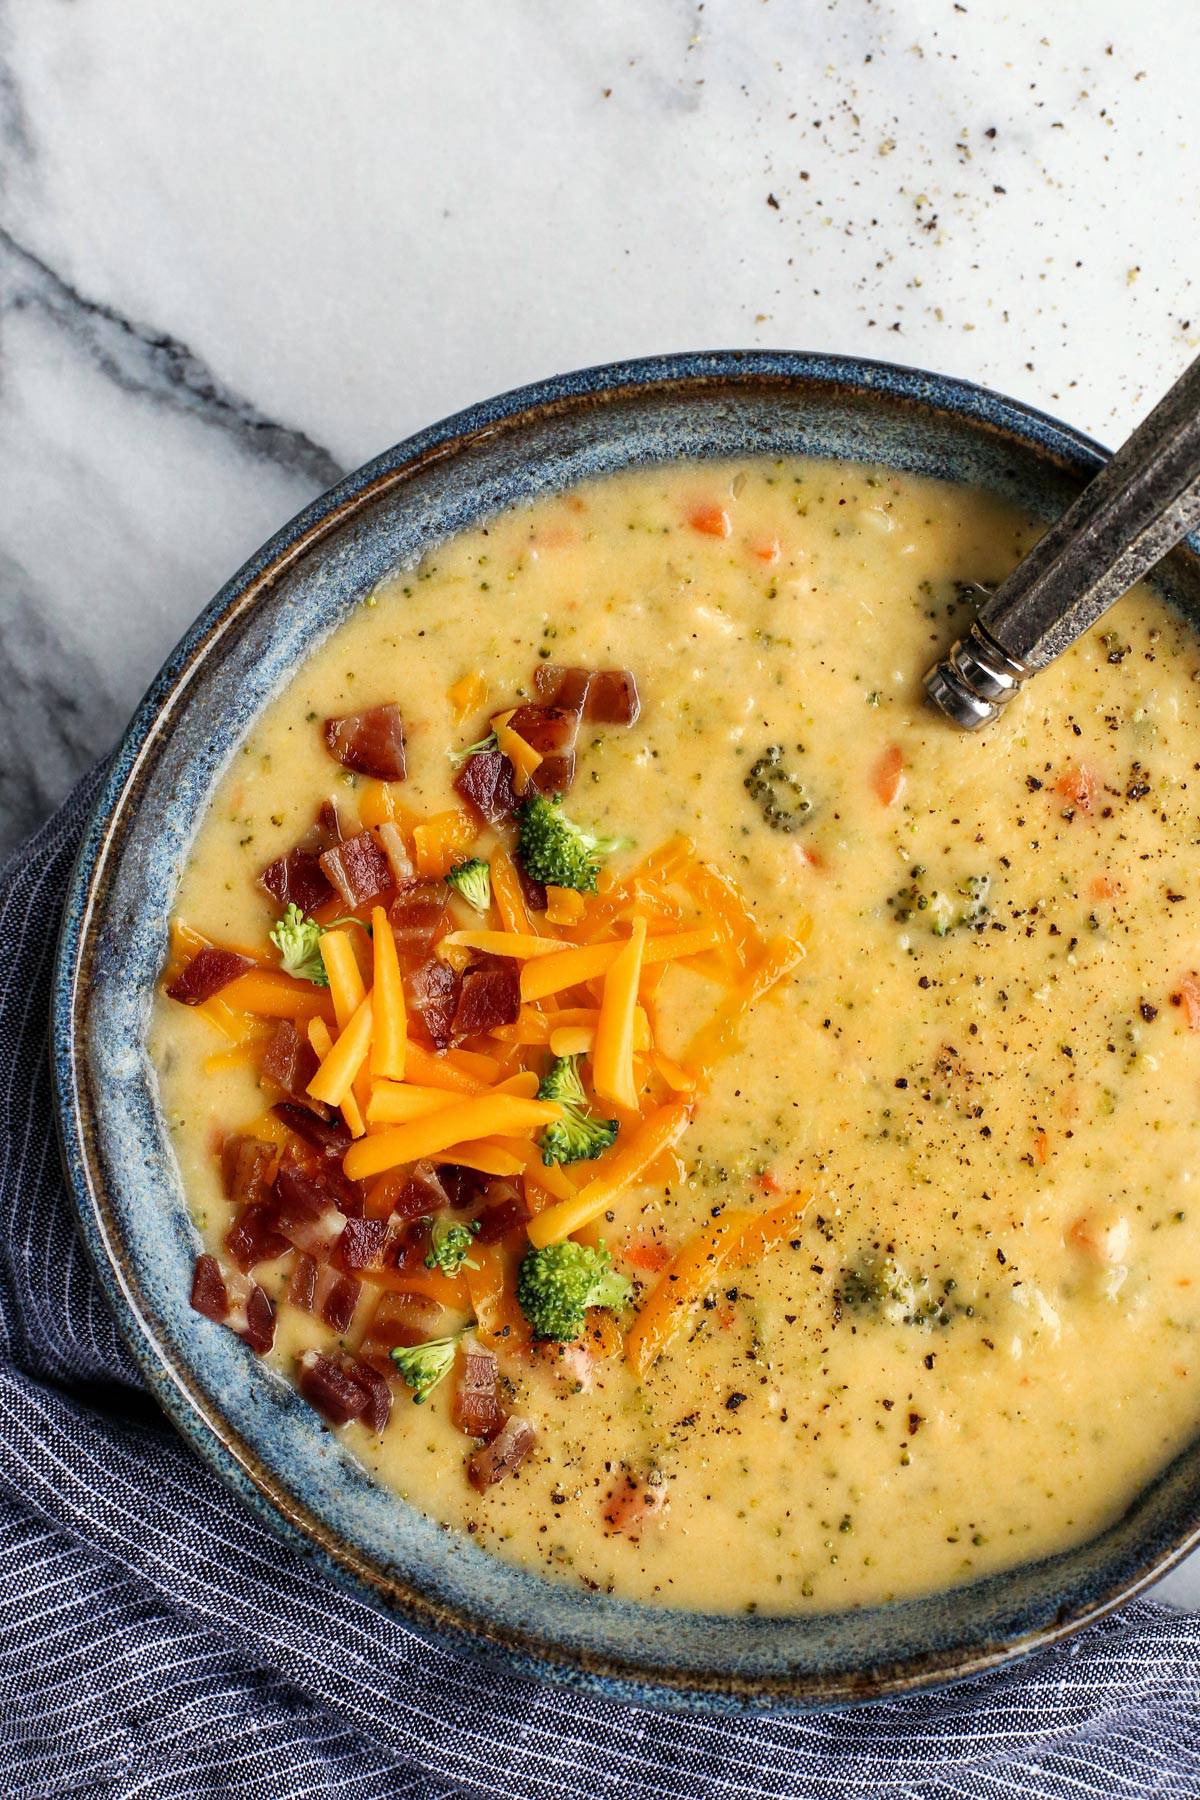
52 352 1200 1714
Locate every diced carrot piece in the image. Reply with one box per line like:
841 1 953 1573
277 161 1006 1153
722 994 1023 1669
1032 1128 1050 1165
1089 874 1121 901
1056 762 1098 813
688 503 731 539
624 1208 753 1379
526 1100 694 1246
872 744 906 807
593 917 646 1109
412 809 478 878
1171 973 1200 1031
748 535 780 564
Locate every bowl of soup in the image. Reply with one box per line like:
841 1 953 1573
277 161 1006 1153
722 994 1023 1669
52 351 1200 1711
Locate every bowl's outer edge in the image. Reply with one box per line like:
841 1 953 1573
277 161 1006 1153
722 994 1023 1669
49 349 1200 1715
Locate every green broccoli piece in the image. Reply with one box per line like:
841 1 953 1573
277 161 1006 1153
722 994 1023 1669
743 744 814 833
445 857 492 913
535 1054 619 1166
517 793 628 893
269 903 329 986
390 1329 465 1403
424 1215 481 1276
516 1241 633 1342
448 731 498 770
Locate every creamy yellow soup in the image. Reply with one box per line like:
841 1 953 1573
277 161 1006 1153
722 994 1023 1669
151 457 1200 1615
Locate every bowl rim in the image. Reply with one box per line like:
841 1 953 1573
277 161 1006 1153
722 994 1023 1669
49 347 1200 1714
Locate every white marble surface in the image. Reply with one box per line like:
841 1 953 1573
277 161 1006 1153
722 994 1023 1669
2 0 1199 1601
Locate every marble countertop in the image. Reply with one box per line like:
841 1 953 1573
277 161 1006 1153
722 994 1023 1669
2 0 1198 1602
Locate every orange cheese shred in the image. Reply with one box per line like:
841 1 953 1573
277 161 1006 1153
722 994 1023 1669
624 1208 754 1379
343 1093 562 1181
307 1016 366 1137
307 994 373 1108
592 917 646 1109
369 905 407 1081
525 1099 694 1246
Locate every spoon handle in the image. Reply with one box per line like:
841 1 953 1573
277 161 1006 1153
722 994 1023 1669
925 352 1200 729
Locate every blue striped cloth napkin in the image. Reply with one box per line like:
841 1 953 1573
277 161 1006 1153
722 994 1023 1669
2 769 1199 1799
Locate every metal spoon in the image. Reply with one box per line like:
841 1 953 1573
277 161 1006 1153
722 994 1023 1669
924 352 1200 729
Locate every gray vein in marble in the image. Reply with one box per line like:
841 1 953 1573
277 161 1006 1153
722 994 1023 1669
0 228 346 489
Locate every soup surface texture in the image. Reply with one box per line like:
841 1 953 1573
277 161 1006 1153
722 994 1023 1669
151 458 1200 1615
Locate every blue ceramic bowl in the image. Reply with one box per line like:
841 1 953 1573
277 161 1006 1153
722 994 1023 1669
52 351 1200 1713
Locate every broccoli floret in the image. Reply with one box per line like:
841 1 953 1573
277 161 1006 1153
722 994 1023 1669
516 1241 633 1341
889 869 991 935
448 732 497 770
269 903 329 986
536 1055 619 1166
517 793 628 893
445 857 492 913
390 1329 465 1403
424 1215 480 1276
743 744 814 833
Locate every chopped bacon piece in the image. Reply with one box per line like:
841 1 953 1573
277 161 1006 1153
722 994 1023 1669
271 1101 351 1158
467 1415 535 1491
258 847 335 917
319 829 394 909
454 749 519 825
438 1164 486 1212
225 1204 290 1272
273 1163 348 1260
507 703 580 758
315 798 344 846
585 669 640 726
474 1182 529 1243
452 959 521 1039
166 946 254 1005
517 866 548 913
352 1359 393 1433
406 957 461 1051
530 752 575 796
452 1341 501 1439
387 882 450 958
358 1290 444 1363
337 1216 389 1272
297 1349 368 1426
324 704 407 781
261 1021 325 1110
388 1162 451 1220
288 1253 318 1311
533 665 593 711
237 1284 276 1354
221 1136 275 1209
317 1267 361 1334
602 1471 669 1539
190 1254 228 1322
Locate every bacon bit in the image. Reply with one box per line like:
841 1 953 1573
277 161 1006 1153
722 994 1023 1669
406 957 462 1050
271 1101 351 1159
505 704 581 797
452 1341 501 1439
1056 762 1098 813
337 1217 389 1272
288 1253 318 1311
872 744 906 807
517 865 549 914
316 1267 361 1333
624 1239 671 1274
388 880 450 959
319 829 394 909
1171 973 1200 1031
387 1162 452 1220
190 1254 229 1322
225 1203 290 1272
166 946 254 1005
602 1470 669 1539
272 1162 348 1260
748 536 781 565
454 749 520 825
236 1283 276 1354
259 847 335 917
221 1136 275 1210
688 503 731 539
297 1349 369 1426
1089 874 1122 901
261 1020 327 1111
474 1180 529 1243
324 704 407 782
358 1289 444 1363
438 1164 487 1211
452 960 521 1040
467 1414 535 1490
533 665 592 711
